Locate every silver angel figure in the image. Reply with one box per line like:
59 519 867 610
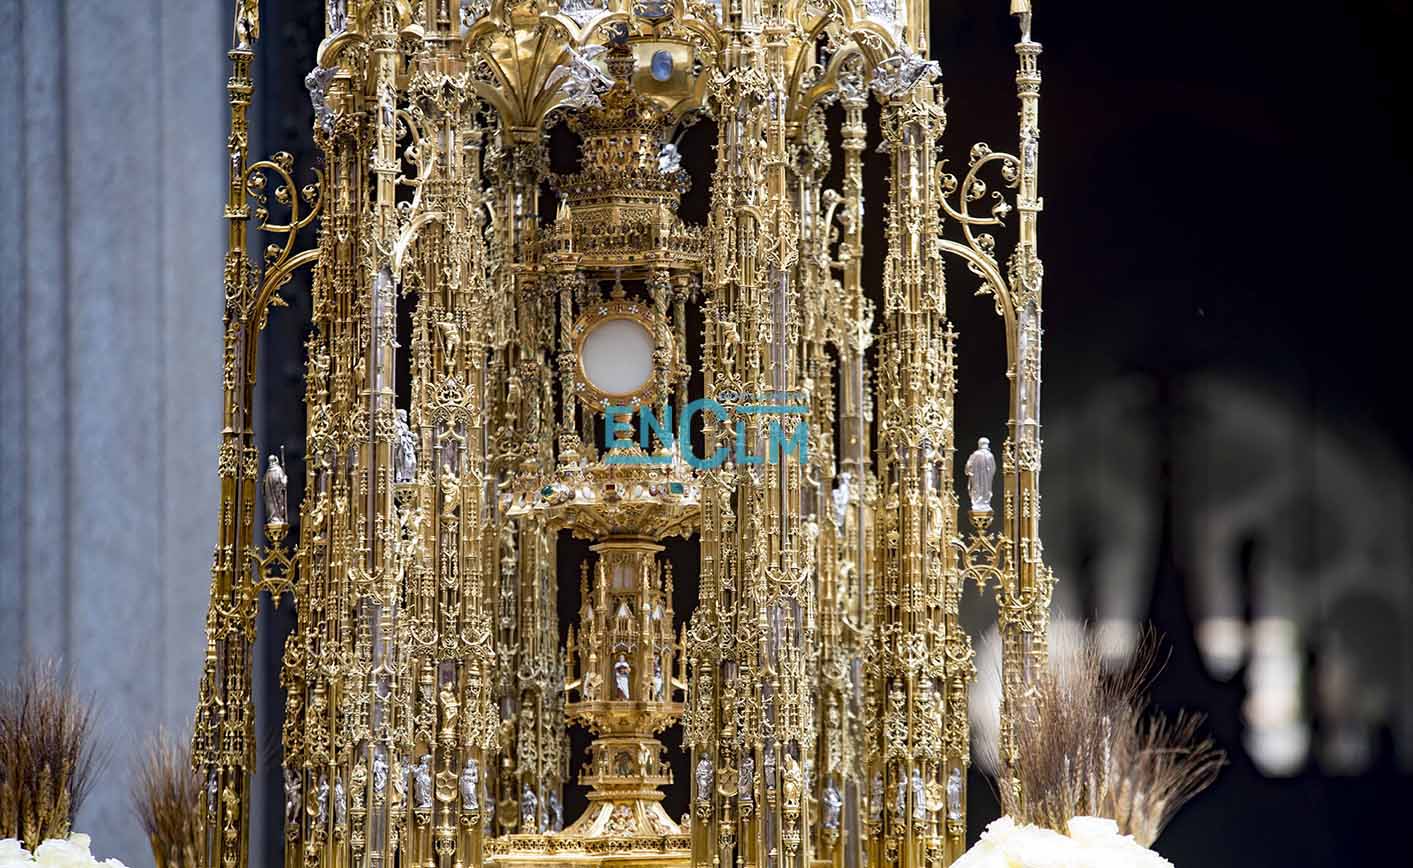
548 45 613 109
414 754 434 809
870 45 941 99
305 65 337 136
965 437 996 513
264 454 288 525
459 758 480 811
395 409 417 483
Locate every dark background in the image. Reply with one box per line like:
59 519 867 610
251 2 1413 865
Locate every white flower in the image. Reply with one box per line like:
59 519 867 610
0 837 33 867
955 816 1175 868
33 836 92 868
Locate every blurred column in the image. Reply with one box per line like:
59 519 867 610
0 1 225 864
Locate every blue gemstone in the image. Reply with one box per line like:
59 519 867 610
650 50 673 82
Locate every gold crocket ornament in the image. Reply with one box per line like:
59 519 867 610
193 2 1055 868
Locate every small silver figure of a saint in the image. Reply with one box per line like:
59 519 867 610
327 0 347 33
1011 0 1033 42
233 0 260 49
822 778 842 830
373 750 388 795
946 767 963 821
264 453 288 525
284 767 302 828
911 768 927 820
651 657 664 700
831 471 851 529
738 755 754 804
694 758 713 804
333 776 347 827
548 791 563 831
315 775 329 828
869 772 883 822
394 409 417 483
414 754 433 809
965 437 996 514
613 654 631 700
459 758 479 811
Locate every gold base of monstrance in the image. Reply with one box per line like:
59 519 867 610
488 463 696 868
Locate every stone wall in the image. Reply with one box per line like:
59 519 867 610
0 2 225 864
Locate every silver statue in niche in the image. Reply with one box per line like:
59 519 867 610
326 0 347 33
414 754 434 809
613 653 631 699
869 772 883 823
911 768 927 820
395 409 417 483
946 767 963 821
965 437 996 514
651 656 665 700
283 767 302 828
520 784 538 831
822 778 842 829
373 750 388 795
548 791 563 831
694 758 713 804
831 471 852 529
334 775 347 826
264 453 288 525
459 758 480 811
738 755 754 805
315 775 329 828
393 756 408 805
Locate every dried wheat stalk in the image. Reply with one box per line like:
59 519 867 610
132 726 204 868
0 661 104 849
973 623 1225 847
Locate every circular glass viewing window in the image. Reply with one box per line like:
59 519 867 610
579 317 655 398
